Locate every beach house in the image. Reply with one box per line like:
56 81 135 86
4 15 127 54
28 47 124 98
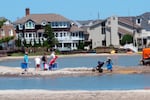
14 8 86 51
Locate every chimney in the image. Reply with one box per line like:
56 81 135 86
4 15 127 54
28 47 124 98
25 8 30 16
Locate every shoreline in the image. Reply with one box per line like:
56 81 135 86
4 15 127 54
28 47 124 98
0 65 149 77
0 53 141 61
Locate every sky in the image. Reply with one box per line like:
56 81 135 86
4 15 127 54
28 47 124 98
1 0 150 22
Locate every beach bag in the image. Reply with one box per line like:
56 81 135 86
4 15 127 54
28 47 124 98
49 63 58 70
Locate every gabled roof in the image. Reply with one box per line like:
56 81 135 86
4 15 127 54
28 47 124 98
76 20 93 26
118 27 133 35
70 25 84 32
14 14 70 24
140 12 150 18
118 17 140 29
137 12 150 31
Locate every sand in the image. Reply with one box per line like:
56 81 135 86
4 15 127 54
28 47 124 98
1 54 150 100
0 90 150 100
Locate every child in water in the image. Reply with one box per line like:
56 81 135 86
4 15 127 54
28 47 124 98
106 57 113 72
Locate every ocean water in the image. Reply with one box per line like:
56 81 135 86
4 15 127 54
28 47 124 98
0 74 150 90
0 54 142 68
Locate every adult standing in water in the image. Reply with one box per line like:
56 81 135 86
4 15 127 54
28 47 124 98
23 51 29 71
49 49 58 70
42 52 48 70
106 57 113 72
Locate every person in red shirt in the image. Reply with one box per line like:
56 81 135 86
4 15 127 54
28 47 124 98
49 50 58 70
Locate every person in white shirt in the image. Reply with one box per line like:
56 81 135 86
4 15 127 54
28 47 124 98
34 56 41 71
50 51 55 59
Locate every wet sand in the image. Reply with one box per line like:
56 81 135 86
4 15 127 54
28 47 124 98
0 65 149 77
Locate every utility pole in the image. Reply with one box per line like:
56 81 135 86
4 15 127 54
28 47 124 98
132 17 135 47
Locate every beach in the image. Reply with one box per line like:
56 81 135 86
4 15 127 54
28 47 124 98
0 53 145 77
0 90 150 100
1 54 150 100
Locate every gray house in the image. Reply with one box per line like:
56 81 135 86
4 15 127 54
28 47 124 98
85 16 141 49
134 12 150 49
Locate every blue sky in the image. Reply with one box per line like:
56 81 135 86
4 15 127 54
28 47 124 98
1 0 150 21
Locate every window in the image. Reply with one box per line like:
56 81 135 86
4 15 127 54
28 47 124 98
102 40 106 46
64 43 71 48
137 18 141 24
76 33 78 37
29 33 32 37
64 33 66 37
57 43 62 47
55 33 58 37
18 24 23 30
1 30 5 36
25 21 35 29
41 21 47 26
55 22 58 26
51 22 55 27
38 33 42 37
60 33 62 37
72 33 75 36
9 29 13 36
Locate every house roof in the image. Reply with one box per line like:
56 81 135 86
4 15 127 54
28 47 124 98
14 14 70 24
118 17 140 29
137 12 150 31
118 27 133 35
70 25 84 32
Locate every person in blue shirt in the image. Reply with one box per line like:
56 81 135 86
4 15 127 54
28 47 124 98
106 57 113 72
23 52 29 71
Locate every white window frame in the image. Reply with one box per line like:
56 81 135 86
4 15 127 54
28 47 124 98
25 21 35 29
18 24 23 30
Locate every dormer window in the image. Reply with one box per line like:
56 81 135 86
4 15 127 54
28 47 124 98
25 20 35 29
41 20 47 26
136 18 141 25
18 24 23 30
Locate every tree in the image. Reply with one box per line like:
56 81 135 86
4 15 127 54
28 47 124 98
15 38 21 47
44 25 58 48
0 19 7 28
77 40 85 50
0 36 15 49
120 34 133 46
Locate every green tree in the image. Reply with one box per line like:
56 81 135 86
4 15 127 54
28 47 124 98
77 40 85 50
120 34 133 46
0 36 14 49
44 25 58 48
15 38 21 47
0 19 7 28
